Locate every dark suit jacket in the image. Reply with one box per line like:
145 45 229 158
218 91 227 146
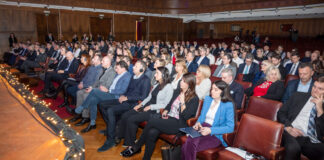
187 61 198 73
195 56 210 66
282 79 315 103
229 81 244 109
278 64 286 80
45 35 54 43
277 92 324 143
237 62 260 82
285 62 300 76
245 78 285 101
63 58 79 74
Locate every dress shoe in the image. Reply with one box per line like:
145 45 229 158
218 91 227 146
97 139 115 152
45 91 57 99
81 124 96 133
74 118 90 126
69 114 82 123
65 105 74 114
121 147 141 157
58 102 68 108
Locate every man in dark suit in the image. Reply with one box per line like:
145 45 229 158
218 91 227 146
237 54 260 82
221 68 244 109
277 77 324 160
250 43 257 57
195 47 210 66
282 63 315 103
271 54 286 79
45 32 54 43
285 52 300 76
186 51 198 73
42 51 79 95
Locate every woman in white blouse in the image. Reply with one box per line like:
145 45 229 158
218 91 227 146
161 52 174 76
171 60 187 90
215 50 225 65
73 43 81 58
195 65 212 100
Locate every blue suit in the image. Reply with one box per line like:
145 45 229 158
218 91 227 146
197 96 235 147
282 79 314 103
195 56 210 66
237 62 260 82
110 71 132 98
187 61 198 73
285 63 300 76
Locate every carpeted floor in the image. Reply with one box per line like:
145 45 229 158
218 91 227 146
30 80 75 119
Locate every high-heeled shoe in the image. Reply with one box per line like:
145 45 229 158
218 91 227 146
121 147 141 157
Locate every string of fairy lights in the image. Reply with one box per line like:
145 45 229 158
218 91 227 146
0 65 85 160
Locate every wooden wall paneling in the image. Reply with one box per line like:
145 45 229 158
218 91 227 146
185 18 324 40
0 6 37 58
60 12 90 42
36 14 58 43
10 0 324 14
90 17 111 41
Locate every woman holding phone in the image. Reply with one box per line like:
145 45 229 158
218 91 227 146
181 80 235 160
120 73 199 160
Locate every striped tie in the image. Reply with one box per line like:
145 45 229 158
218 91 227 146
307 105 321 143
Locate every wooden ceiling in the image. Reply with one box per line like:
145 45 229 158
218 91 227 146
9 0 324 14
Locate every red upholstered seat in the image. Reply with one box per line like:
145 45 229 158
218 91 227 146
217 114 284 160
210 64 218 74
245 96 283 121
236 73 244 81
284 74 299 87
210 76 221 83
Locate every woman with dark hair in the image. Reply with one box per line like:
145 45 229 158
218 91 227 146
121 73 199 159
99 67 173 151
45 54 91 100
9 33 17 48
181 80 235 160
79 43 88 58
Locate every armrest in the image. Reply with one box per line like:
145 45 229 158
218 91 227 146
34 68 43 72
269 147 285 160
187 117 198 126
223 132 236 146
69 73 76 78
39 62 46 67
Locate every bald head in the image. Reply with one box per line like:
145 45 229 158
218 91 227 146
101 56 112 68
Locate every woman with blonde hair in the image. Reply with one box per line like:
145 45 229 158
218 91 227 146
161 52 173 75
252 60 274 83
195 65 212 100
171 60 188 90
245 66 284 101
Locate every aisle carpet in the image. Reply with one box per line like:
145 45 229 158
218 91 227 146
30 80 74 119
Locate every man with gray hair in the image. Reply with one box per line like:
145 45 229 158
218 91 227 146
69 56 116 126
221 68 244 109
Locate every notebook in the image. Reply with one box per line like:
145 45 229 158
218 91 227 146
179 127 202 138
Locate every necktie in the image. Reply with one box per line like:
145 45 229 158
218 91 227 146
99 68 107 80
289 64 296 74
307 105 320 143
217 65 225 77
65 60 73 71
243 65 250 74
